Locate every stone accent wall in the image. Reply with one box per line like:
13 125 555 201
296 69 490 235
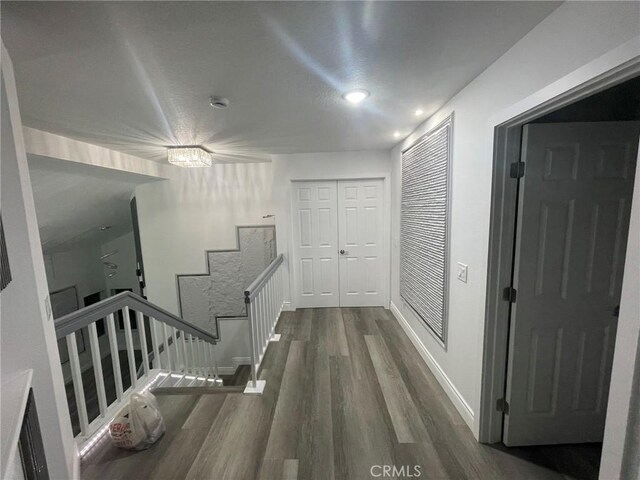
177 226 276 337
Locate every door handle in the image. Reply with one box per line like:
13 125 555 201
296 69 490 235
339 249 348 255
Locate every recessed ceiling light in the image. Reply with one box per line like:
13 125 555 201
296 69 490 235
393 131 401 138
342 89 370 105
415 108 424 116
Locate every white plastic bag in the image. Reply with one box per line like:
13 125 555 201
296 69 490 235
109 392 165 450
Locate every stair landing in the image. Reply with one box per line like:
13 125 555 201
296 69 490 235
81 393 233 479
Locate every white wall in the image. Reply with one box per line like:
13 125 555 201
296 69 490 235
1 43 76 479
600 141 640 479
271 150 393 307
134 163 273 370
216 319 252 374
389 1 640 436
44 243 107 306
42 231 139 309
101 231 139 295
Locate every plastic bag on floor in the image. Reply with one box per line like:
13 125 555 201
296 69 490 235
109 392 166 450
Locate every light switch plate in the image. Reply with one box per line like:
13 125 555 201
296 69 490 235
456 262 468 283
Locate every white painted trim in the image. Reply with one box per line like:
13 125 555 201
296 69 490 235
489 37 640 128
72 448 81 480
270 333 281 342
282 301 295 312
243 379 266 395
390 301 474 428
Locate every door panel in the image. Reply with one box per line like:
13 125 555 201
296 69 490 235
337 180 385 307
291 181 339 307
504 121 640 446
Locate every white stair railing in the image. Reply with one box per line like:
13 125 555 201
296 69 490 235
54 291 220 453
243 254 285 394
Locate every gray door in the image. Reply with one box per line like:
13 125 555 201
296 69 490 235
504 121 640 446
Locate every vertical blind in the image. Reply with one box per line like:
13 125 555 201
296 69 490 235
400 116 452 343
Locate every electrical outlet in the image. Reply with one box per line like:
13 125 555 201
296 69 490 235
456 262 468 283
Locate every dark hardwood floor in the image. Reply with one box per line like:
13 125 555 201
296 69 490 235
81 308 601 479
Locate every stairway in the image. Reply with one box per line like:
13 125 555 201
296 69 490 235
54 243 285 458
54 291 224 453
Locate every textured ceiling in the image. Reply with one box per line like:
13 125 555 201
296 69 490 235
28 155 158 253
2 1 560 163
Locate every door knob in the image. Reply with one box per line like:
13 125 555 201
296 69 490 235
339 249 346 255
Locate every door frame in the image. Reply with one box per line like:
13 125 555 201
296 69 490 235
288 175 391 310
479 45 640 444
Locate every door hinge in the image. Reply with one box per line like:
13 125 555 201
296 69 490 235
510 161 525 179
496 398 510 414
503 286 517 303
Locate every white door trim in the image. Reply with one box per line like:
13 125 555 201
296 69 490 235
480 35 640 458
288 175 391 310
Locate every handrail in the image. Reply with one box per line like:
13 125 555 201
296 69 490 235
244 254 284 303
243 253 284 395
54 291 217 344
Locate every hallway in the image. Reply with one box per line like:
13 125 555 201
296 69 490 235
82 308 599 479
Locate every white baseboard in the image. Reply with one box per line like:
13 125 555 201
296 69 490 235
215 357 253 375
218 316 245 323
389 301 474 428
282 301 295 311
217 366 236 375
232 356 251 367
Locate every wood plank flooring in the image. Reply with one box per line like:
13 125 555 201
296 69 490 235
82 307 601 480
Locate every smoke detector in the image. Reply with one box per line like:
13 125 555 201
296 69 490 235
209 96 229 109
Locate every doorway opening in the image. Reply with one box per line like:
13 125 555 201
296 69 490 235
481 71 640 478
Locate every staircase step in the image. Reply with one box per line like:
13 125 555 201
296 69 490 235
150 386 245 395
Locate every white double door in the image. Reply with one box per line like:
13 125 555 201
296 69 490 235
291 179 386 308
